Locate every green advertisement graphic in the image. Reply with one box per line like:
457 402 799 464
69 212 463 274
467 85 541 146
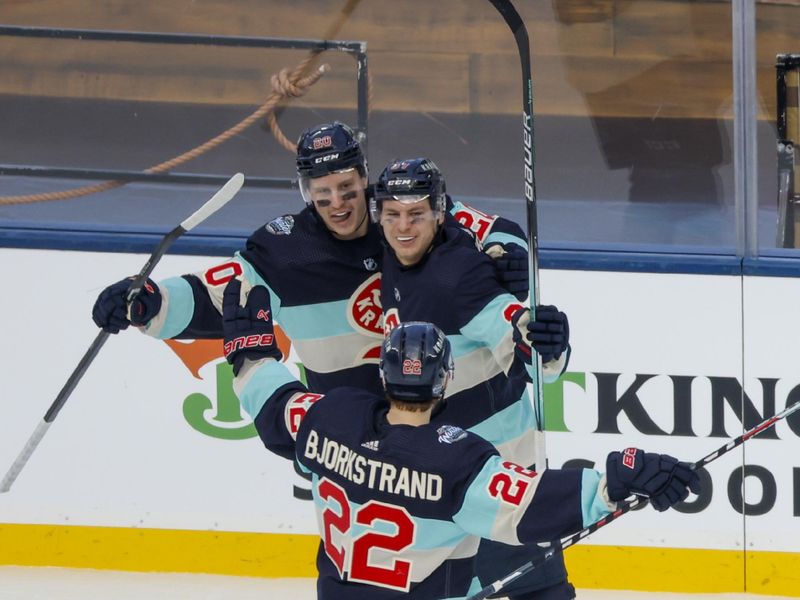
182 362 583 440
543 371 586 432
183 362 257 440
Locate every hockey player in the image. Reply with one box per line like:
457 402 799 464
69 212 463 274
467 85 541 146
371 157 575 599
221 294 701 600
92 122 529 395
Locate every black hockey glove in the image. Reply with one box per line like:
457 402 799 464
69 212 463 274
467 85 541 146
606 448 701 512
511 305 569 364
222 278 282 376
92 277 162 334
486 243 529 301
527 304 569 363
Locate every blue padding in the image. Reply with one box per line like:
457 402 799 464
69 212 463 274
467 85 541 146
541 248 742 275
742 256 800 277
6 224 800 276
0 226 244 256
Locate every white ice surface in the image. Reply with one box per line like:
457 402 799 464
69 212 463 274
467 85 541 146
0 567 796 600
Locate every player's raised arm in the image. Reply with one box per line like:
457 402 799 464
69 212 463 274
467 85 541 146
454 447 701 546
221 277 319 460
91 249 281 341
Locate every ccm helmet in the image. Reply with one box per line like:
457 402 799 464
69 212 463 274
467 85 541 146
296 122 367 205
380 321 453 403
369 158 447 223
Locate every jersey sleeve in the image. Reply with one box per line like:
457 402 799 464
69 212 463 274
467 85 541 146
141 252 282 340
453 456 615 546
455 258 526 375
448 197 528 251
234 357 323 460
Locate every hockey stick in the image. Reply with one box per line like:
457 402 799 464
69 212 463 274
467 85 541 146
488 0 547 471
0 172 245 493
466 399 800 600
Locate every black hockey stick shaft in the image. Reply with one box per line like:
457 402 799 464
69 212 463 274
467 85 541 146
466 399 800 600
489 0 539 305
488 0 548 469
0 172 245 493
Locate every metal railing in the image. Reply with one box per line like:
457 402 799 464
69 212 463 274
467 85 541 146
0 25 369 191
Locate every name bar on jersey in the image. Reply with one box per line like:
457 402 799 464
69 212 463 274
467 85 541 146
304 430 442 501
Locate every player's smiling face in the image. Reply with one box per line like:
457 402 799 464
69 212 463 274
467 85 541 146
379 198 443 266
308 169 369 240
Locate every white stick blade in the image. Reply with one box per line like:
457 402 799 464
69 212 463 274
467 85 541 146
0 420 51 493
180 172 245 232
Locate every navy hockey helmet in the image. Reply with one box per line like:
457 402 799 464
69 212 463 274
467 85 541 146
296 121 366 178
369 158 447 223
296 122 368 206
380 321 454 403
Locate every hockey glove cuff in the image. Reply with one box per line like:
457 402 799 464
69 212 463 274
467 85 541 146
128 279 162 326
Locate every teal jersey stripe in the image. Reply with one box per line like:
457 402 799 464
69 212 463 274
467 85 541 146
153 276 195 339
237 361 298 420
235 253 358 340
453 455 505 539
234 254 281 312
278 299 356 340
447 333 487 358
484 230 529 252
580 469 612 527
460 293 518 351
467 395 534 447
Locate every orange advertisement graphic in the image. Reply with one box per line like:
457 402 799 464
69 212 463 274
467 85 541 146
162 327 293 441
164 326 292 380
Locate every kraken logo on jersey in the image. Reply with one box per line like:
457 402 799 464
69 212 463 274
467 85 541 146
363 257 378 271
347 272 384 338
265 215 295 235
437 425 467 444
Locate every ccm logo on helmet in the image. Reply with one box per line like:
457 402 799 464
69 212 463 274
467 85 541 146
402 359 422 375
224 334 274 357
387 179 413 186
314 153 340 164
312 135 332 150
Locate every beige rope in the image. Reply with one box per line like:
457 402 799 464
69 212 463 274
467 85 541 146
0 0 362 206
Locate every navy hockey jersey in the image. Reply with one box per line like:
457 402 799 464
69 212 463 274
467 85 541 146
140 199 526 396
237 376 614 600
380 221 565 467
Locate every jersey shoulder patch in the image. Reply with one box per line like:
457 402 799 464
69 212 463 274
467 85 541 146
437 424 468 444
265 215 295 235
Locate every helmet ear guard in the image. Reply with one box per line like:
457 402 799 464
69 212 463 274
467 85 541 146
380 321 454 403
